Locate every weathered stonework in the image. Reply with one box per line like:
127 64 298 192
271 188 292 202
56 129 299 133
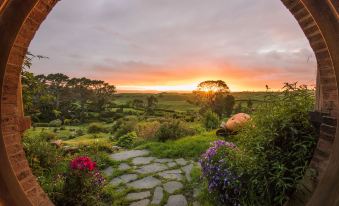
0 0 338 205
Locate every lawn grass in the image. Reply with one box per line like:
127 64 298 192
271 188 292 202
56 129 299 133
136 131 220 160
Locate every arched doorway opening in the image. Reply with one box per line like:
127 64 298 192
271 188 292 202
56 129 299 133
0 0 338 205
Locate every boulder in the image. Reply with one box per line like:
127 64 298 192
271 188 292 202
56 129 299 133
225 113 251 132
50 139 63 148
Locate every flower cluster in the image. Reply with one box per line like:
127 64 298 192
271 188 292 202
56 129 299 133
200 140 241 206
70 156 96 171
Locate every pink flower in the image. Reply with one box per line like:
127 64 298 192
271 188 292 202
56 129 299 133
70 156 97 171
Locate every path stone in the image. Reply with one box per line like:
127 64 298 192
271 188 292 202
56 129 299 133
102 166 113 176
158 170 183 181
110 174 138 186
167 162 177 168
127 176 161 189
118 163 131 170
182 164 193 181
163 181 183 194
136 163 168 174
125 191 151 201
129 199 150 206
175 158 188 166
110 150 149 161
151 186 163 205
132 157 155 165
165 195 188 206
154 158 173 163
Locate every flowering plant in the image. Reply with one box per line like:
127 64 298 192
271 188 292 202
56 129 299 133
200 140 241 206
63 156 105 205
70 156 96 171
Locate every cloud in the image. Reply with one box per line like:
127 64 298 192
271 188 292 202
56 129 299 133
28 0 316 91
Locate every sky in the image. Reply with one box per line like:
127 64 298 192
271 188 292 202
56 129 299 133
29 0 316 92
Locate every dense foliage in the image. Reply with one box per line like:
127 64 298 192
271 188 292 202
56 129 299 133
200 83 316 205
63 156 105 206
22 70 116 123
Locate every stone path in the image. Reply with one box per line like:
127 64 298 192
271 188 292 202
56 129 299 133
103 149 200 206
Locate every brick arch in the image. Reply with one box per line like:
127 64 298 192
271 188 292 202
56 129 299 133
0 0 338 205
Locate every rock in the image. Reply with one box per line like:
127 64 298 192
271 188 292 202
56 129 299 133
129 199 150 206
182 164 193 181
136 163 168 174
165 195 187 206
62 145 79 153
154 158 173 163
102 166 113 176
127 176 161 189
110 174 138 186
110 150 150 161
163 181 183 194
118 163 131 171
151 187 164 205
175 158 188 166
125 191 151 201
112 145 122 151
158 170 184 181
167 162 177 168
225 113 251 132
132 157 155 165
50 139 62 148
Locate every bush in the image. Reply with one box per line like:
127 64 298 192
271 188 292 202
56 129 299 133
202 110 220 130
64 119 72 125
117 132 137 148
200 140 241 205
155 119 196 142
76 129 84 136
200 83 317 206
63 156 105 206
40 130 57 141
33 122 50 127
112 117 138 138
72 119 80 125
23 133 59 174
87 123 107 133
135 121 161 140
49 119 62 127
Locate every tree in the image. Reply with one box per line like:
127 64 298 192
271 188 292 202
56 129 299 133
146 95 158 113
46 73 69 110
193 80 230 107
193 80 234 117
213 94 235 117
132 99 144 109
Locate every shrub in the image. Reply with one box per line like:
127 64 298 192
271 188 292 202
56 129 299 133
40 130 57 141
87 123 107 133
112 117 138 138
49 119 62 127
155 119 196 142
23 133 59 174
202 110 220 130
76 129 84 136
72 119 80 125
33 122 50 127
63 156 105 206
201 83 317 206
135 121 161 140
200 140 241 205
117 132 137 148
64 119 72 125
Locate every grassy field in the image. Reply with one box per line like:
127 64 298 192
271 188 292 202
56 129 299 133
113 91 271 112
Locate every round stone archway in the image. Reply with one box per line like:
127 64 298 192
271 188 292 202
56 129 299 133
0 0 338 205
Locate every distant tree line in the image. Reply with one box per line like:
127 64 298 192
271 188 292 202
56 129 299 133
21 53 116 122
